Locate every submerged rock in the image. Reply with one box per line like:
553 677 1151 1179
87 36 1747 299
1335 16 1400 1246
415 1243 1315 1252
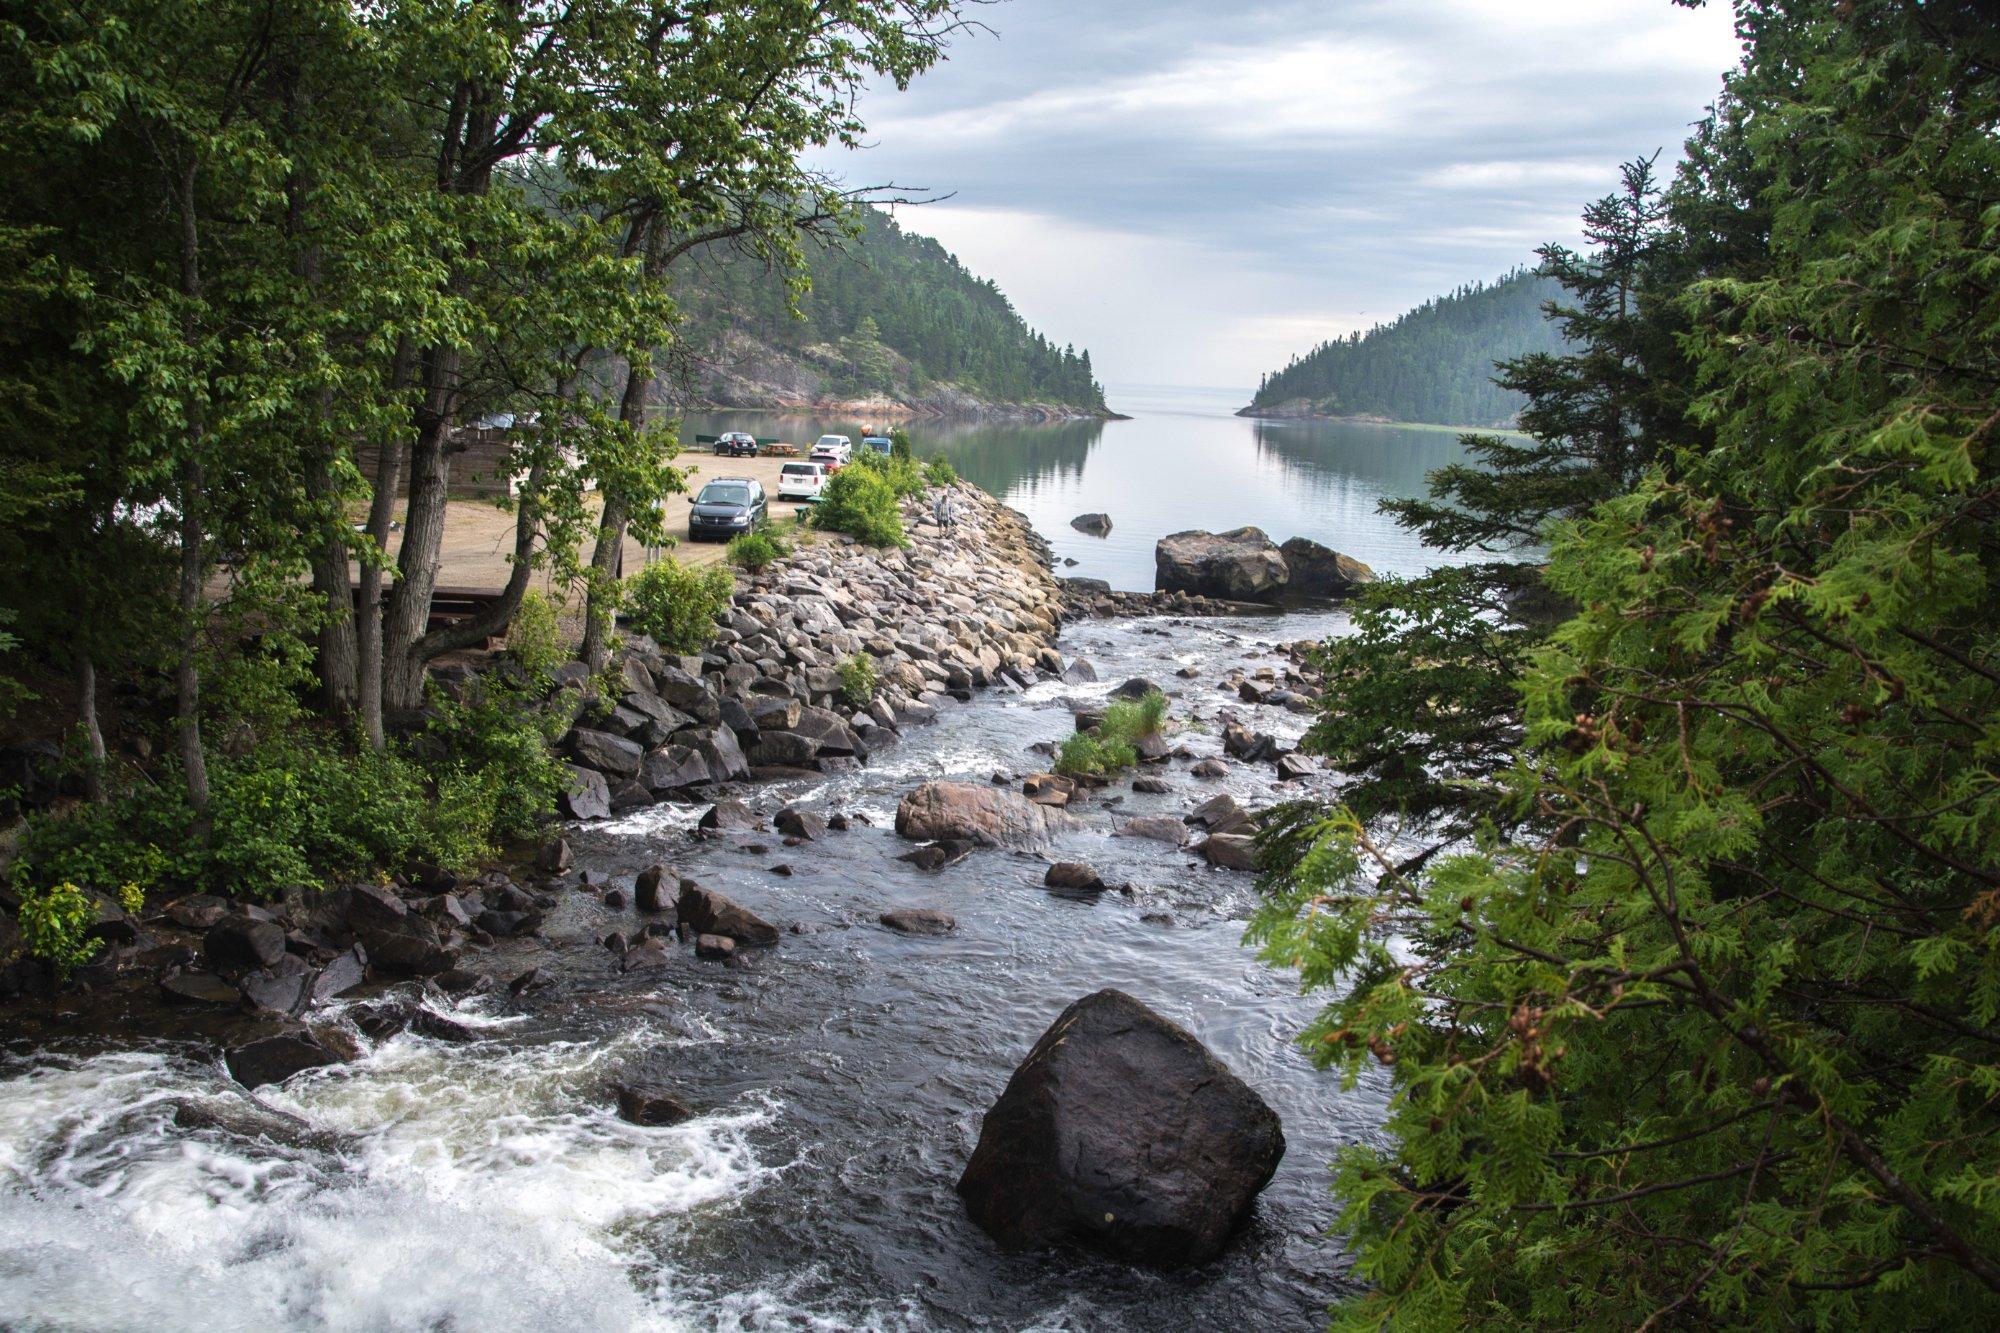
958 989 1284 1266
880 908 957 936
224 1028 347 1089
1069 512 1113 536
615 1082 697 1127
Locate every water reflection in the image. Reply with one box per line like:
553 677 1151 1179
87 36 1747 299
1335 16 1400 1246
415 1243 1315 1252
680 385 1494 590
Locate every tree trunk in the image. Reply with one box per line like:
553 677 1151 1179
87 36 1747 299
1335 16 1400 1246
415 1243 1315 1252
74 651 106 804
381 366 457 722
173 158 210 814
581 217 667 670
305 425 359 716
356 340 416 750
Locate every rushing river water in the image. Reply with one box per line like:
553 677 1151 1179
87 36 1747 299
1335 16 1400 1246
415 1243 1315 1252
0 392 1488 1330
683 383 1495 591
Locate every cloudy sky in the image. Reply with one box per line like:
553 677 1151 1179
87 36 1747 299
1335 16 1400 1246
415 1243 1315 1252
809 0 1744 396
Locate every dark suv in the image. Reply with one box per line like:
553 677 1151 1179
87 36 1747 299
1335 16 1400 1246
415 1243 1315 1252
687 477 768 541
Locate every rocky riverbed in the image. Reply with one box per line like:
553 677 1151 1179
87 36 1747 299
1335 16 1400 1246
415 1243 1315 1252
0 481 1390 1330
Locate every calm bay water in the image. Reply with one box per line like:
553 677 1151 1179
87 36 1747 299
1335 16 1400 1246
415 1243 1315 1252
682 383 1493 590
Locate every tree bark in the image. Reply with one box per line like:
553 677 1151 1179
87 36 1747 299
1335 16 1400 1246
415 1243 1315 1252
355 340 414 750
173 157 211 813
74 651 106 803
380 361 457 722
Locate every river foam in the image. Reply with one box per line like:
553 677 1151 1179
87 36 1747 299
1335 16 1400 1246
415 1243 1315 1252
0 1018 773 1332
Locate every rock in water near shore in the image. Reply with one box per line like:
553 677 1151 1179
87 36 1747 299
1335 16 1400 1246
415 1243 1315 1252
1154 528 1290 603
675 883 779 947
957 989 1284 1266
895 781 1070 848
1070 512 1113 536
1278 537 1374 600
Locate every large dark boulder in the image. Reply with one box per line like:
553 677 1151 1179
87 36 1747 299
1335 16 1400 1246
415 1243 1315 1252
1154 528 1290 603
561 765 612 820
957 989 1284 1266
895 781 1070 849
1070 512 1113 536
678 723 749 784
203 915 288 973
224 1028 347 1089
640 744 711 793
1278 537 1374 600
675 883 779 947
565 727 644 779
346 884 457 977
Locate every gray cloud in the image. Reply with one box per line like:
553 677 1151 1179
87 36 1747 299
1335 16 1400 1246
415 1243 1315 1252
808 0 1742 392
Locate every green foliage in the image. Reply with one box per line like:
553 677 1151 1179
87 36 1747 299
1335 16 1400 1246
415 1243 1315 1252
674 208 1107 411
850 447 926 498
1256 5 2000 1326
812 465 908 547
621 558 735 653
923 454 957 488
837 652 877 709
16 882 100 978
1251 268 1567 426
726 529 791 572
889 428 914 461
506 590 567 684
1054 691 1166 778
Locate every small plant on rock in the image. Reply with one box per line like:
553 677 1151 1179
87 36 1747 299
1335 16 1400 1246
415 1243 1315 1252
1054 691 1168 779
17 881 100 977
923 454 957 488
727 529 790 572
838 653 878 709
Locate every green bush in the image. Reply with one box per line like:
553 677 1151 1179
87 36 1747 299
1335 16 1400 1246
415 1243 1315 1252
12 676 570 915
812 465 907 547
505 589 566 683
1054 690 1168 778
838 653 877 708
850 447 926 498
890 428 914 461
923 454 957 488
726 529 790 572
17 881 100 978
621 557 735 652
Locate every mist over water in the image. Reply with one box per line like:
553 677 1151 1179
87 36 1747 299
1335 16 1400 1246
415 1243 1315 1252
681 384 1496 590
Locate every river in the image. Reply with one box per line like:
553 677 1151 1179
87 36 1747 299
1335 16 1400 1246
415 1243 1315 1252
0 390 1487 1331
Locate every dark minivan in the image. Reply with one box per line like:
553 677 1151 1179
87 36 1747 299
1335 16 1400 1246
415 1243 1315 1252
686 477 767 541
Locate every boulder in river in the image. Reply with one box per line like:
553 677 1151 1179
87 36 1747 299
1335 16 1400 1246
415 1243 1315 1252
957 988 1284 1266
615 1082 697 1127
203 915 287 973
1069 512 1113 536
634 864 674 914
347 884 458 977
895 781 1070 849
675 883 779 947
1154 528 1289 603
1044 862 1106 893
224 1028 347 1089
698 800 760 832
1278 537 1374 600
1197 833 1259 871
880 908 957 935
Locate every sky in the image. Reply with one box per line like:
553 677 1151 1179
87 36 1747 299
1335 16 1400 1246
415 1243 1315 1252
807 0 1746 397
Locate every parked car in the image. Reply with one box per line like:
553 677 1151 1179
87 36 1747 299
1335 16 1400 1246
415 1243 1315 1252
810 434 853 471
713 431 758 457
860 435 893 457
686 477 767 540
776 460 828 500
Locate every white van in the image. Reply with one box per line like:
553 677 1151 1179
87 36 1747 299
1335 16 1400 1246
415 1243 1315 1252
777 460 828 500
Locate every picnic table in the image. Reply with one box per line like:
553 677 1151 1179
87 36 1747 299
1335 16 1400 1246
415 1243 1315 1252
760 441 799 457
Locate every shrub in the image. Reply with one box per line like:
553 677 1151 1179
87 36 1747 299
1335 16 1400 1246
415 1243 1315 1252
890 427 914 461
622 557 735 652
1054 690 1168 778
923 454 957 488
505 589 566 683
838 653 877 709
726 529 790 572
17 881 100 977
850 447 925 498
812 465 907 547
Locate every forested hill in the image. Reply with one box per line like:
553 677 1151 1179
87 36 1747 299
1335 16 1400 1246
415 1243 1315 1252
1243 268 1564 427
666 207 1112 417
